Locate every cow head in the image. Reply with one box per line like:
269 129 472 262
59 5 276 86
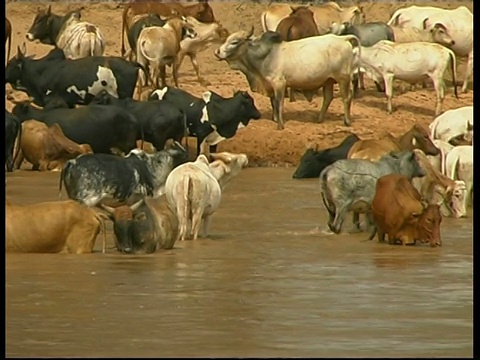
184 1 216 23
233 90 261 124
328 22 349 35
416 204 442 247
214 26 255 61
344 5 366 26
5 44 29 90
208 152 248 189
410 124 440 156
26 5 55 44
390 151 426 179
101 200 157 254
443 181 468 218
292 145 325 179
430 23 455 47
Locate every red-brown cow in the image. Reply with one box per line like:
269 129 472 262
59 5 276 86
369 173 443 247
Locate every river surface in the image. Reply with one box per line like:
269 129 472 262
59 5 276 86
5 168 473 358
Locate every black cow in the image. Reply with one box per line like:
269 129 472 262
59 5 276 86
149 86 261 155
5 46 145 108
292 133 360 179
91 91 186 151
5 110 21 172
59 143 189 209
125 13 166 61
11 101 143 155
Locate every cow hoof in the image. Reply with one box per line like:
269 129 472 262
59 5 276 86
343 119 352 127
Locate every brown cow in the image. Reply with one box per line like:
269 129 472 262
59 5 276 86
14 120 93 171
6 17 11 61
275 6 320 102
369 174 442 247
6 199 107 254
121 0 215 57
412 149 467 218
348 124 439 161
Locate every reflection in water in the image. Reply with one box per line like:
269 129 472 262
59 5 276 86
6 168 473 357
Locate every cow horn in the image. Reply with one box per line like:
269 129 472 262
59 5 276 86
130 199 144 212
421 200 428 209
422 18 429 30
20 42 27 57
246 25 254 39
445 185 453 195
47 5 51 15
173 140 186 153
467 122 473 131
100 204 115 215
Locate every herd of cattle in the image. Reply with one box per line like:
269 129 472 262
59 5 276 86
4 1 474 254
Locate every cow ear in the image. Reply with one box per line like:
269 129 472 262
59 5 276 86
467 122 473 131
16 45 24 59
422 18 429 30
290 6 296 13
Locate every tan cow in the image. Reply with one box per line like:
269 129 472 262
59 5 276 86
164 152 248 241
391 23 454 46
261 2 365 35
136 16 197 93
6 199 106 254
348 124 439 161
176 16 229 86
14 120 93 171
121 1 216 57
370 174 442 247
412 149 467 218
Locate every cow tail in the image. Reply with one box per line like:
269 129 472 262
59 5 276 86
345 35 362 81
449 155 460 181
449 50 458 99
89 33 96 57
121 6 128 57
58 161 72 200
182 110 189 153
261 11 268 32
12 120 22 170
387 12 401 26
319 170 335 218
439 146 446 176
134 61 149 87
176 175 191 241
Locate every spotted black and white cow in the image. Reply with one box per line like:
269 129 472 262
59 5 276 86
149 86 261 156
5 45 145 108
59 143 189 208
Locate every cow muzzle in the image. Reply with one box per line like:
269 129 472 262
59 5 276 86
25 33 36 41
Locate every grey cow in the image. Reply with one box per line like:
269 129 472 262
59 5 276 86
319 151 426 234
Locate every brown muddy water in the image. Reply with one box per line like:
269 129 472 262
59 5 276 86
5 168 473 358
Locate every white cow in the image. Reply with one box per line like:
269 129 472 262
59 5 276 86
427 139 455 175
387 5 473 93
164 152 248 241
429 106 473 147
445 145 473 208
357 40 457 116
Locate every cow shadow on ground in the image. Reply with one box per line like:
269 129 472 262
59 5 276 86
359 98 437 118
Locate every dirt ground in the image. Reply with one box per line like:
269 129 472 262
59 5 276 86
5 1 474 167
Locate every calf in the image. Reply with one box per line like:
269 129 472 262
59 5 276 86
292 133 360 179
6 199 106 254
91 90 186 151
150 86 261 156
445 145 473 208
412 149 467 218
429 106 473 146
11 100 142 155
59 143 189 208
6 46 145 108
165 152 248 241
100 196 179 254
319 151 425 234
176 16 229 86
26 7 105 59
370 174 442 247
136 16 196 91
5 110 21 172
14 120 93 171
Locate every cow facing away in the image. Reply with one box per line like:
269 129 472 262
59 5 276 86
445 145 473 209
215 29 360 130
319 151 426 234
386 5 473 93
165 152 248 241
26 6 106 59
121 0 216 57
6 199 106 254
357 40 458 116
370 174 442 247
100 196 179 254
125 13 166 62
136 16 197 91
14 120 93 171
60 144 189 208
292 133 360 179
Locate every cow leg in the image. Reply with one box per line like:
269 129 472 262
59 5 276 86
339 79 353 127
462 50 473 93
431 76 445 117
159 65 167 89
191 208 204 241
351 212 362 232
209 145 218 154
377 228 386 243
384 75 394 114
352 75 359 98
289 88 296 102
172 60 180 88
31 163 40 171
13 149 24 171
201 215 211 238
330 202 351 234
189 53 210 87
359 71 366 90
317 80 335 123
272 85 286 130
